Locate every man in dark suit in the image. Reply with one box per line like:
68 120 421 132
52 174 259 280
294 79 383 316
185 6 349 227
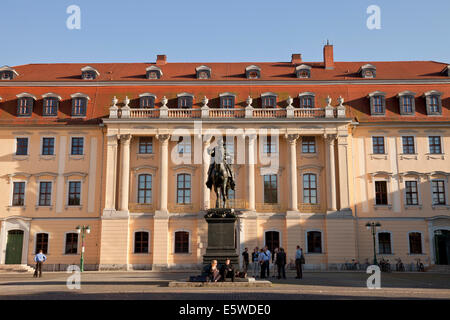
220 258 235 282
276 247 287 279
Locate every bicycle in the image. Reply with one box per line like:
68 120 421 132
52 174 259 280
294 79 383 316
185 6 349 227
395 258 405 272
416 258 425 272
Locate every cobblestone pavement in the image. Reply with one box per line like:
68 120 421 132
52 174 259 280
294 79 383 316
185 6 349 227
0 271 449 300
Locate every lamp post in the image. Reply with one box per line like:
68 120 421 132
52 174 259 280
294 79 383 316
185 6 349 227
76 225 90 272
366 222 381 265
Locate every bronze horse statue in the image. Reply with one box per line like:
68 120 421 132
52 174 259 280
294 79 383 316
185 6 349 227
206 141 235 208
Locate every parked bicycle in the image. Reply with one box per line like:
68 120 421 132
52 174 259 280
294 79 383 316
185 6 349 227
395 258 405 272
416 258 425 272
378 257 391 272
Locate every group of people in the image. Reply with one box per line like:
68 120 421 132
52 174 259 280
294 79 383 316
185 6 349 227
241 245 305 279
208 259 236 282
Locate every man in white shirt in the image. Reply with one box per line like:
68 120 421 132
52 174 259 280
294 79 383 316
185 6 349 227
263 246 271 278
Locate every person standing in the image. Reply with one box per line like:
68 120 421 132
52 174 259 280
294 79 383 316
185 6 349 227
251 247 260 278
276 248 287 279
258 248 265 278
295 245 303 279
33 250 47 278
271 248 279 278
242 248 249 273
263 246 271 278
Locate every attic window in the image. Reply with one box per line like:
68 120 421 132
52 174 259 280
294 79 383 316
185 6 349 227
245 65 261 79
397 91 416 115
177 93 194 108
139 93 156 108
298 92 315 108
16 93 36 117
196 66 211 79
360 64 377 78
146 66 163 79
81 66 99 80
0 66 18 80
295 65 311 79
368 91 386 115
219 93 235 108
424 90 443 116
442 65 450 77
261 92 277 108
70 93 90 117
42 93 62 117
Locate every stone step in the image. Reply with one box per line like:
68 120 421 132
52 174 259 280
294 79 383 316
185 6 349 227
169 279 272 287
427 265 450 273
0 264 34 273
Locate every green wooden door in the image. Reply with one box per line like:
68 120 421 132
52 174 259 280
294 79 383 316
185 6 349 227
5 230 24 264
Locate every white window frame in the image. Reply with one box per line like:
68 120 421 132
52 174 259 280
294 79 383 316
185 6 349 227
403 178 421 207
376 230 394 255
430 178 448 206
63 231 80 255
370 135 387 155
133 229 151 254
407 231 425 255
40 136 56 156
400 134 417 155
175 173 192 205
173 229 191 254
305 229 324 254
34 231 50 255
14 136 30 156
427 135 444 154
69 136 85 156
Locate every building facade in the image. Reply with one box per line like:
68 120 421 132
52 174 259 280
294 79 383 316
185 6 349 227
0 45 449 270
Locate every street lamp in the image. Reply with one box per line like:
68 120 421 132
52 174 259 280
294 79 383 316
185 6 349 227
76 225 90 272
366 221 381 265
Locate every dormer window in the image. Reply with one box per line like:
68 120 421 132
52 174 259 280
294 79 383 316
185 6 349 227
16 93 36 117
70 93 89 117
295 65 311 79
368 91 386 115
442 65 450 77
196 66 211 79
360 64 377 78
42 93 62 117
424 90 443 115
177 93 194 108
81 66 99 80
261 92 277 108
146 66 163 79
0 66 18 80
298 92 315 108
397 91 416 115
245 65 261 79
219 93 235 108
139 93 156 108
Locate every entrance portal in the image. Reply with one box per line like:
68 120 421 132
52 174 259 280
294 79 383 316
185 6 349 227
265 231 280 254
5 230 24 264
434 230 450 265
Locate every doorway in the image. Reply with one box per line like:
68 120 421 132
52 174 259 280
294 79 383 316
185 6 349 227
5 230 24 264
434 230 450 265
265 231 280 254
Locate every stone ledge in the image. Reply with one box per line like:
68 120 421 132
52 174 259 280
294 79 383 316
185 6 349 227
169 280 272 288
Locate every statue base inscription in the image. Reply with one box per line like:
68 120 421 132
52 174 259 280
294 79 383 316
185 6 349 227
202 208 239 266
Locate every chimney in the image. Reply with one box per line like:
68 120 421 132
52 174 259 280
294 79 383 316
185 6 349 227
291 53 302 65
323 43 334 70
156 54 167 65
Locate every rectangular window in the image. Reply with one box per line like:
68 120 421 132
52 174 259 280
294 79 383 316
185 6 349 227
65 233 78 254
138 174 152 204
12 182 25 206
177 174 191 204
134 232 149 254
373 96 384 114
378 233 392 254
432 180 446 205
263 175 278 204
303 174 317 204
300 96 314 108
221 96 234 108
35 233 49 254
68 181 81 206
174 231 189 253
72 98 87 116
402 136 415 154
301 136 316 153
140 96 154 108
138 137 153 154
262 96 276 108
18 98 33 116
42 137 55 155
307 231 322 253
177 138 191 154
179 97 193 108
263 136 277 154
43 98 58 116
372 136 385 154
38 181 52 206
16 138 28 155
375 181 388 205
429 136 442 154
429 96 440 113
71 137 84 155
402 96 413 114
409 233 422 254
405 181 418 205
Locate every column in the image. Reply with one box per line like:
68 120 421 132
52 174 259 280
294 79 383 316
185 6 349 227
157 134 170 213
247 134 256 211
202 138 211 210
119 134 131 212
286 134 299 211
103 134 118 214
337 135 350 211
325 134 337 212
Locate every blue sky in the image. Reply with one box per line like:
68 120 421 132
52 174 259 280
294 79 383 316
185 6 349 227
1 0 449 65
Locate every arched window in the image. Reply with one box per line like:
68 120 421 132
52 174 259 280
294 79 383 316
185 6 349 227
65 233 78 254
177 174 191 204
299 93 315 108
35 233 49 254
378 232 392 254
408 232 422 254
265 231 280 254
134 231 149 254
303 174 317 204
307 231 322 253
174 231 189 253
138 174 152 204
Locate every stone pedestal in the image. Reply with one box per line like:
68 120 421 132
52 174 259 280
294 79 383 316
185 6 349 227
202 208 239 266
